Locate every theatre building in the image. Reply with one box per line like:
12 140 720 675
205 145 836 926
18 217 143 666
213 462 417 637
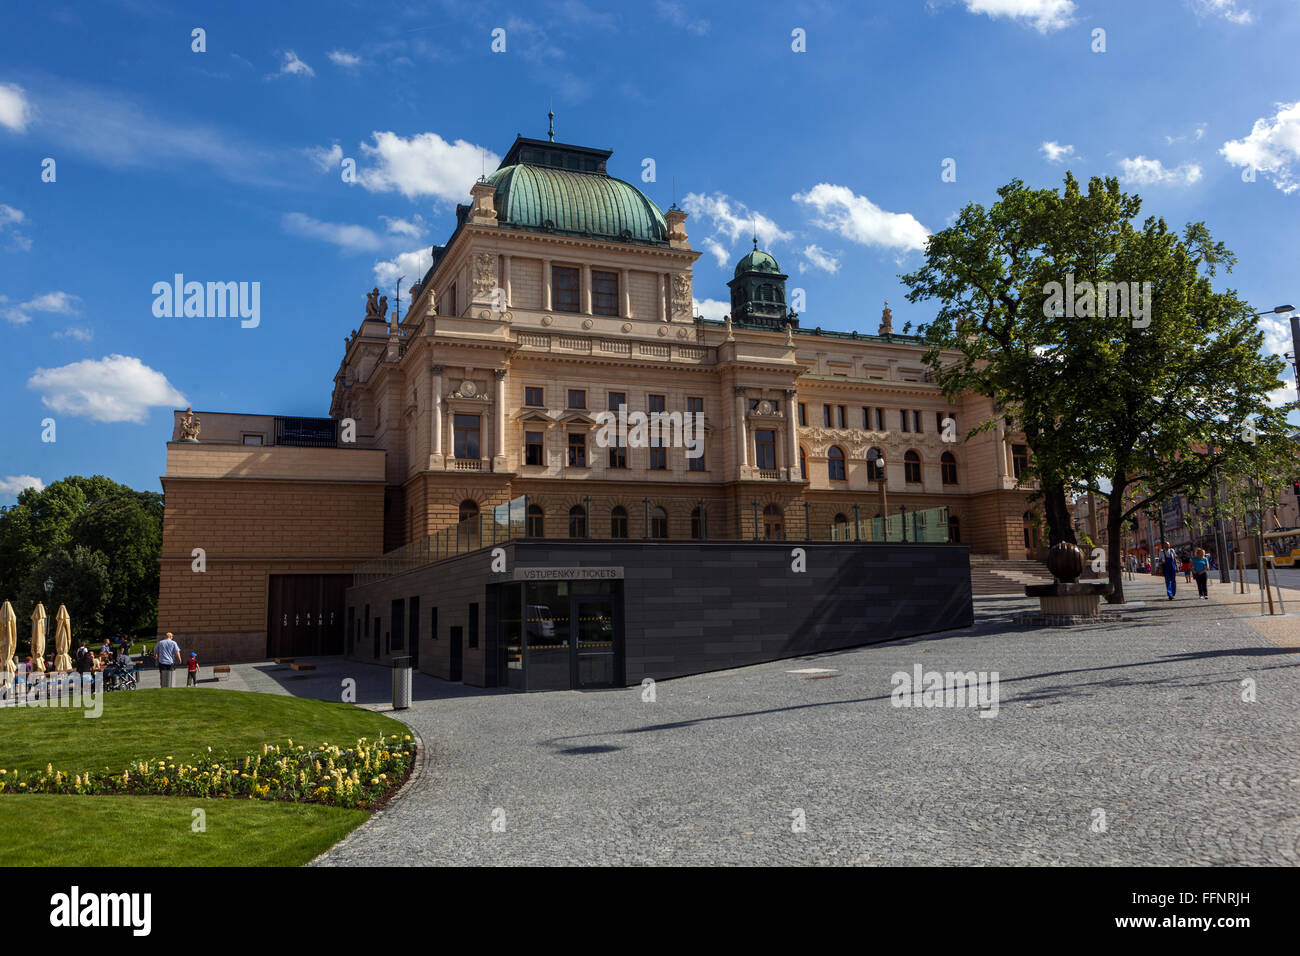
158 131 1037 684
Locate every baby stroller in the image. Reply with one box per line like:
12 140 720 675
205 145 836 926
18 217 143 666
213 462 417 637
103 655 138 692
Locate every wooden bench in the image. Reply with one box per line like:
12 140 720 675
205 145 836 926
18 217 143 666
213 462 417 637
212 665 231 680
274 657 295 664
290 662 316 671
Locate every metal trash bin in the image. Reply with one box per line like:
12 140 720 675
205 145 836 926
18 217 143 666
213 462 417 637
392 656 412 710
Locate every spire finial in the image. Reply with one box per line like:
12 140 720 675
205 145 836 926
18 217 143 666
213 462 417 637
547 99 555 142
752 235 758 251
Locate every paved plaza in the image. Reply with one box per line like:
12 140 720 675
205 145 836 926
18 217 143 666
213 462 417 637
139 572 1300 865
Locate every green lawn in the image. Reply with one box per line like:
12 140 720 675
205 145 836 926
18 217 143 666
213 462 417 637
0 794 367 866
0 688 406 774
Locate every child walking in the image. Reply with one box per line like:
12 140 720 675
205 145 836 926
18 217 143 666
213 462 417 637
1192 548 1209 599
186 652 199 687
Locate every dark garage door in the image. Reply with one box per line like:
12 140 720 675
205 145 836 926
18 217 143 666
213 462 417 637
267 574 350 658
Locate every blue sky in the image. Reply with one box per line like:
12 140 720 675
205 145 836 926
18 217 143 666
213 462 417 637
2 0 1299 500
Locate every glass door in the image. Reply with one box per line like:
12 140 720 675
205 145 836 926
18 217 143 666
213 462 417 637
572 597 616 688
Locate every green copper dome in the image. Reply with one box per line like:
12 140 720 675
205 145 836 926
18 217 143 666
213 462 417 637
487 163 668 245
734 240 781 277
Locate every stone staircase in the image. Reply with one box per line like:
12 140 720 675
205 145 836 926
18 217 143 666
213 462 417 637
969 554 1055 595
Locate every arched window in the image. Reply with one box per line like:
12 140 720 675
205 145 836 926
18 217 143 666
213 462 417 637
568 504 587 538
948 514 961 543
459 499 479 522
941 452 958 485
827 445 846 481
610 506 628 539
799 446 807 480
904 450 922 484
691 507 704 540
527 504 544 537
867 447 884 482
763 504 784 541
651 506 669 539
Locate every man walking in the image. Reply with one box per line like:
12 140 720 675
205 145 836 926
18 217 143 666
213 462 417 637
155 632 181 687
1160 540 1178 601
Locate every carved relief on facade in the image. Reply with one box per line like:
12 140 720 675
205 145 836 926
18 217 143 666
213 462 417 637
671 273 691 318
450 379 488 401
472 252 497 299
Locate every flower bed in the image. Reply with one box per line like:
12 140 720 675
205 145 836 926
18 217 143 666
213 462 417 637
0 734 415 810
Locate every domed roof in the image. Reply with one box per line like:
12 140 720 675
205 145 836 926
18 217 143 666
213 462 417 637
734 239 781 277
487 163 667 245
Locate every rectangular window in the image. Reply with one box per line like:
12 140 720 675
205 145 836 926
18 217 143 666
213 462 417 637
441 283 457 316
862 408 871 429
241 433 263 445
837 405 847 428
567 389 586 409
687 396 704 414
430 606 438 641
824 405 833 427
936 411 946 432
913 410 923 433
609 444 627 468
1012 444 1029 479
649 447 667 470
900 410 910 433
469 603 479 649
688 449 705 471
755 430 776 471
553 266 580 312
525 431 544 466
524 386 543 407
454 414 480 459
875 408 885 431
608 391 626 411
798 403 807 426
568 432 587 467
592 270 619 316
648 394 665 413
409 597 420 650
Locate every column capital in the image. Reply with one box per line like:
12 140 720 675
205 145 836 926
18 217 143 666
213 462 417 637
733 385 748 395
431 364 445 374
783 388 798 398
492 368 508 380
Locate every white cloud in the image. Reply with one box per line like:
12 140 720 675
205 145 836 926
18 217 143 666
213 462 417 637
374 247 435 291
1189 0 1253 25
0 475 44 498
1118 155 1203 186
1165 122 1208 145
327 50 362 68
27 354 187 424
692 298 730 321
656 0 709 35
3 290 81 325
1221 102 1300 194
382 216 424 238
680 192 792 268
960 0 1076 33
1040 140 1076 163
799 244 840 274
282 212 384 252
792 183 930 253
356 131 498 202
53 327 93 342
275 50 315 78
0 203 32 250
0 82 31 132
307 143 343 172
702 237 730 269
1259 312 1294 361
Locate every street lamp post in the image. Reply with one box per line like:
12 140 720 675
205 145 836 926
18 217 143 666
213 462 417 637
43 577 53 644
869 449 888 540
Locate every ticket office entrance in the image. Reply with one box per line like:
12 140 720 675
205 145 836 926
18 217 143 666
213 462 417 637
493 580 623 691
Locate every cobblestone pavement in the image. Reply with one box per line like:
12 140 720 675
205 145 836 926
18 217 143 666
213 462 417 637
302 574 1300 866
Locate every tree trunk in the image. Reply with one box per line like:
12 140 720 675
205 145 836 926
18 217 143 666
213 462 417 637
1042 483 1077 546
1105 496 1127 604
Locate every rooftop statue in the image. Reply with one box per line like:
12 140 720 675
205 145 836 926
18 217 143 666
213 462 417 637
178 407 201 442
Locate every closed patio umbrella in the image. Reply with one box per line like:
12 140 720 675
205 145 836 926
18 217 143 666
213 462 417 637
29 602 46 672
0 601 15 678
53 605 73 671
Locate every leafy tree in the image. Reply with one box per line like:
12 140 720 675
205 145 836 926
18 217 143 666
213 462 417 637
901 173 1298 602
18 546 111 645
71 492 162 634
